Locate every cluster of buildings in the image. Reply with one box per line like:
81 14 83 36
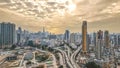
0 21 120 68
0 22 120 48
79 21 120 68
0 22 81 48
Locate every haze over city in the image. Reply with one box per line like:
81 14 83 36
0 0 120 33
0 0 120 68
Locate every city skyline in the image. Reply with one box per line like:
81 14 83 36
0 21 120 68
0 0 120 68
0 0 120 34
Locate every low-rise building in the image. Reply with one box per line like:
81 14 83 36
6 55 17 61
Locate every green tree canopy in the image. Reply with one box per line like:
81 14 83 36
85 62 100 68
10 44 16 50
28 40 34 46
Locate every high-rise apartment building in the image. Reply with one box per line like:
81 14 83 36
0 22 15 48
17 27 22 45
96 30 103 59
104 31 110 48
93 32 97 46
64 30 70 43
70 33 76 44
118 35 120 46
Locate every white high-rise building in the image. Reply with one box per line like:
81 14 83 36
70 33 76 44
17 27 22 45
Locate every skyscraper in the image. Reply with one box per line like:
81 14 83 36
113 34 118 46
93 32 97 46
82 21 87 54
96 30 103 59
17 27 22 45
70 33 76 44
104 30 110 48
64 30 70 43
0 22 16 48
118 35 120 46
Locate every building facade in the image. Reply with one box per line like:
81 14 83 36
17 27 22 45
96 30 103 59
0 22 16 48
70 33 76 44
64 30 70 43
82 21 87 54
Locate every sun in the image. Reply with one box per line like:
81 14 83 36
67 4 76 12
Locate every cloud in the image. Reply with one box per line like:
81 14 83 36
0 0 120 34
0 0 11 3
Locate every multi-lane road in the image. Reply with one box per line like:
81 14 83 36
54 48 74 68
71 45 82 68
58 53 66 68
19 53 26 67
36 48 58 68
54 44 82 68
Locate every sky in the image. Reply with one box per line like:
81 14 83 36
0 0 120 34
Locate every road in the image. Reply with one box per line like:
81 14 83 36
70 45 82 68
35 44 82 68
0 55 10 65
31 51 39 65
36 48 58 68
19 53 26 67
0 59 6 65
51 53 58 68
54 43 82 68
58 53 66 68
118 65 120 68
65 44 71 57
54 48 74 68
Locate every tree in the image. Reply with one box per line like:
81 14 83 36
48 47 54 52
35 52 49 62
36 65 44 68
41 45 48 50
28 40 34 46
3 47 8 50
59 65 63 68
36 44 41 49
10 44 16 50
60 44 64 46
26 61 32 65
85 62 100 68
